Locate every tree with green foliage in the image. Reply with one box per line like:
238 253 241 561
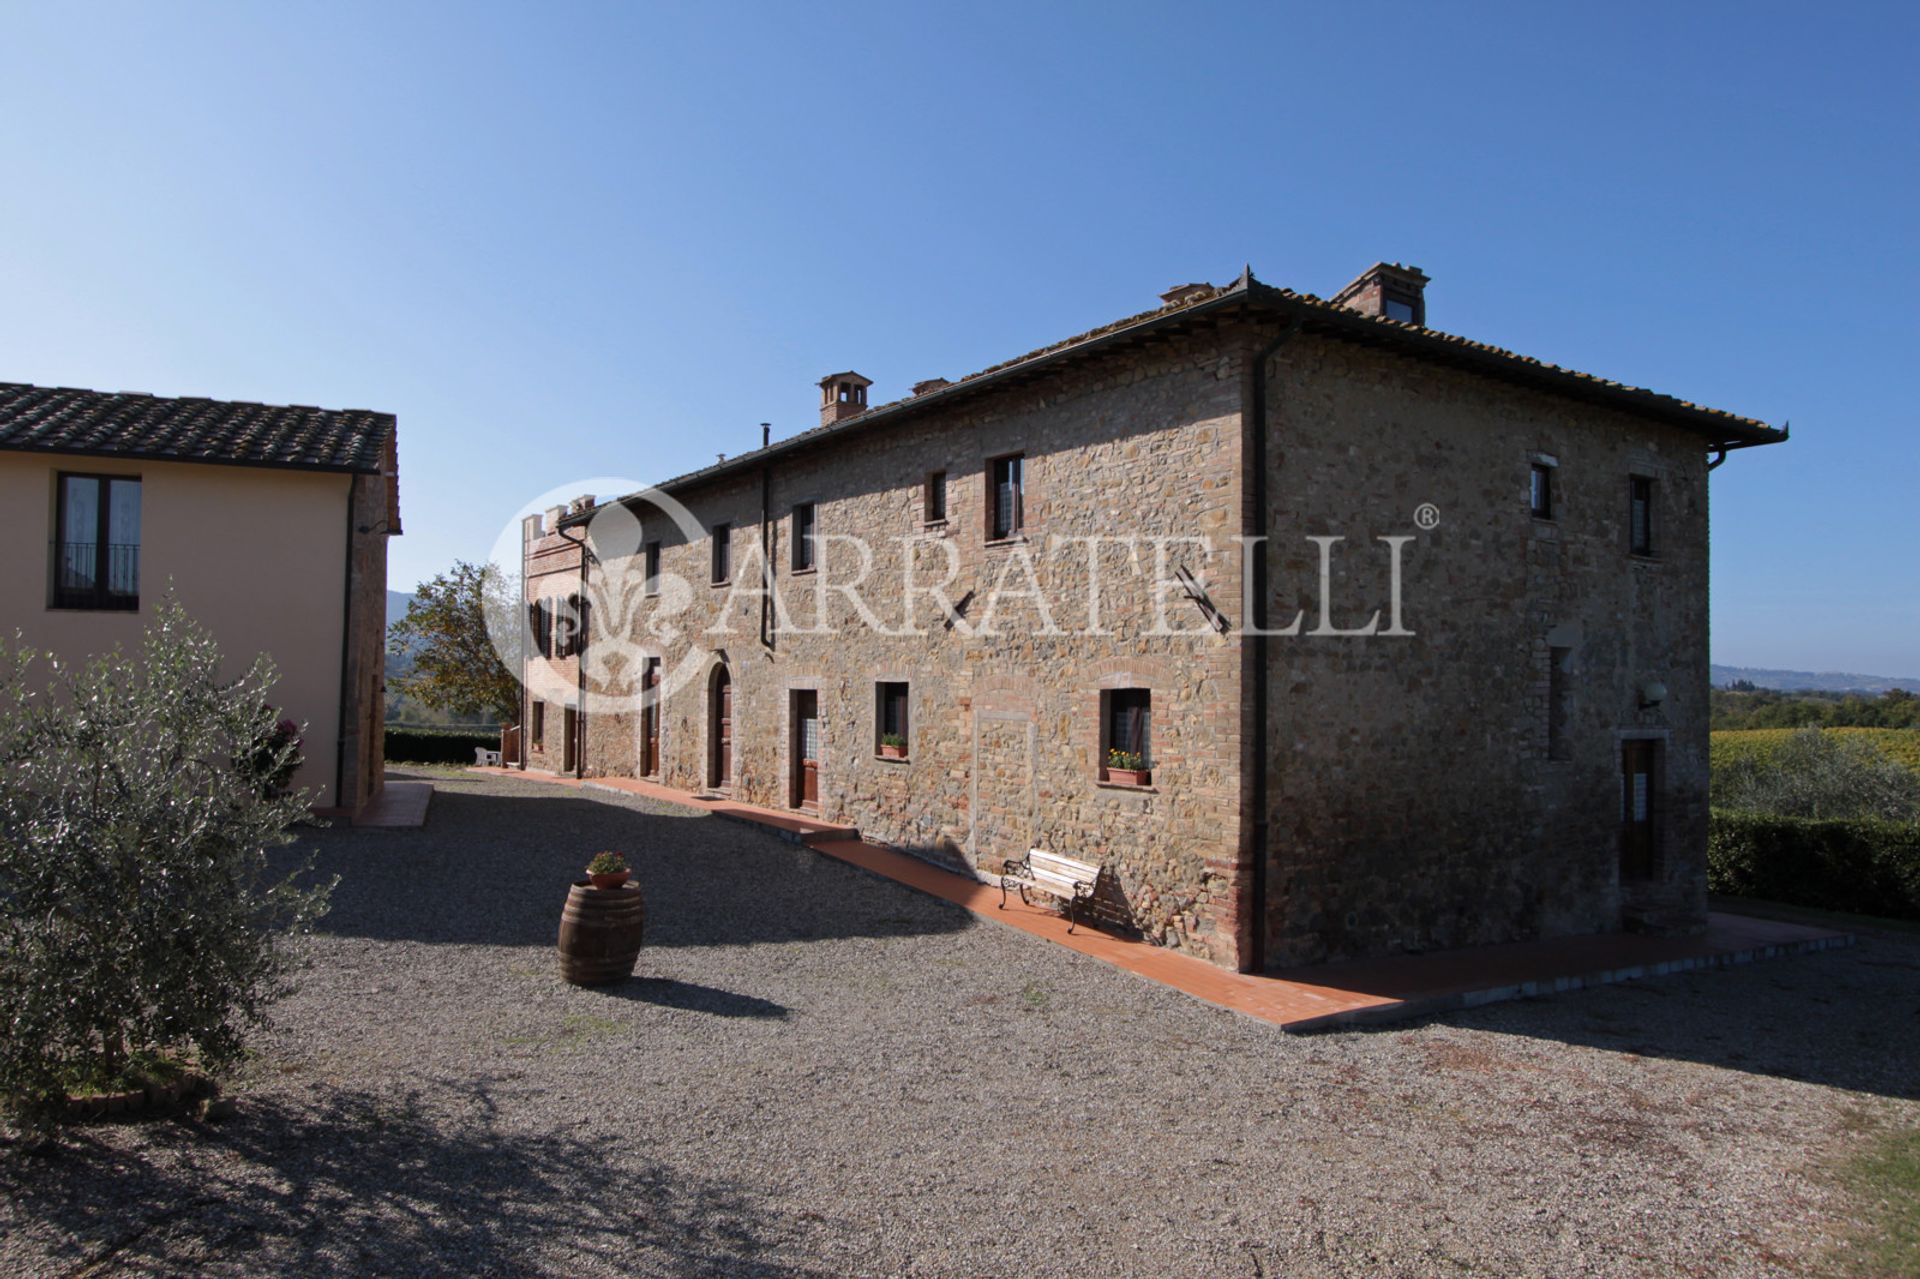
388 561 523 726
0 602 334 1137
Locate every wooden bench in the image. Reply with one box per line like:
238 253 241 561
999 848 1102 934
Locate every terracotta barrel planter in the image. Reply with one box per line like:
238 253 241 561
557 880 646 986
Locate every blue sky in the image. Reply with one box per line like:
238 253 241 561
3 2 1915 675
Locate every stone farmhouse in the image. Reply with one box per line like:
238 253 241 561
0 385 399 816
518 264 1783 972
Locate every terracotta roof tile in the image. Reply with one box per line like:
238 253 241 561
0 383 394 473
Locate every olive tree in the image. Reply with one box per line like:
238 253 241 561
0 602 333 1136
1713 726 1920 822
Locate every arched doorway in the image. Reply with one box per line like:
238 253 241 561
707 664 732 790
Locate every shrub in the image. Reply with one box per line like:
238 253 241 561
1712 726 1920 822
0 602 333 1136
1708 810 1920 920
385 725 500 764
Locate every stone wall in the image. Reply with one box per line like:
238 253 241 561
1260 334 1711 965
554 313 1720 972
339 464 393 811
581 327 1253 965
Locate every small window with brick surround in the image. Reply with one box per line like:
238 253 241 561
1100 688 1151 784
644 541 661 596
1629 475 1655 556
1383 289 1422 325
987 454 1024 540
1530 462 1554 520
711 523 731 584
876 682 909 758
792 503 816 572
924 471 947 526
1547 646 1571 761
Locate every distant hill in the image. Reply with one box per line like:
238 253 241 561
386 590 415 628
1712 665 1920 694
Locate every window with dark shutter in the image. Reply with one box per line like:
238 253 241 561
530 599 550 658
792 503 816 572
924 471 947 525
988 454 1023 540
1100 688 1151 780
1629 476 1654 556
711 523 731 583
1548 646 1570 760
875 681 909 756
1530 464 1554 520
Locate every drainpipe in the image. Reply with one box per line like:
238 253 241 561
1243 318 1300 974
1708 420 1787 472
759 423 773 652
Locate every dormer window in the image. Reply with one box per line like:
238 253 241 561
1383 290 1421 324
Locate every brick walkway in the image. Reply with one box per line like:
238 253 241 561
350 779 434 828
469 766 1852 1031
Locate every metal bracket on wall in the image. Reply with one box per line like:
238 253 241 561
1172 565 1230 634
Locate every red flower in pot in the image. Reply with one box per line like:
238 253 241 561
585 850 630 890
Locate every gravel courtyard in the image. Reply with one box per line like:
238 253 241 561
4 768 1915 1278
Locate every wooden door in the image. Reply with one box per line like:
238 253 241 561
642 659 661 776
791 690 819 812
710 667 732 789
562 706 579 775
1620 740 1657 880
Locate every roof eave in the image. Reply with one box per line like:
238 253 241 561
576 276 1782 524
0 441 389 476
1241 282 1784 447
573 284 1259 523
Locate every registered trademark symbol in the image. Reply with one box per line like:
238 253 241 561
1414 503 1440 531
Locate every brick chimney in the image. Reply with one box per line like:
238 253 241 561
819 371 872 426
1159 282 1218 307
1331 262 1429 326
911 377 951 396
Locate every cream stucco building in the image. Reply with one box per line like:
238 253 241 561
0 384 399 814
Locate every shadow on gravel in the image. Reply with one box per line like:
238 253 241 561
292 782 970 951
602 978 792 1019
1387 936 1920 1101
1 1082 834 1278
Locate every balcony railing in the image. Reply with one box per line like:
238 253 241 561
51 541 140 610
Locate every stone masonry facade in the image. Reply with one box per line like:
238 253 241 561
527 267 1780 972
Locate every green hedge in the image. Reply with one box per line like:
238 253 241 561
385 726 501 765
1708 809 1920 920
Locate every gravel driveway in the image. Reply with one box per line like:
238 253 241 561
4 768 1915 1278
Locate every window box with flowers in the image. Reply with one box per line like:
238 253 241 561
1104 748 1149 788
879 732 908 760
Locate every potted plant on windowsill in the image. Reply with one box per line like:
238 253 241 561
879 733 908 760
585 850 630 890
1105 748 1149 787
